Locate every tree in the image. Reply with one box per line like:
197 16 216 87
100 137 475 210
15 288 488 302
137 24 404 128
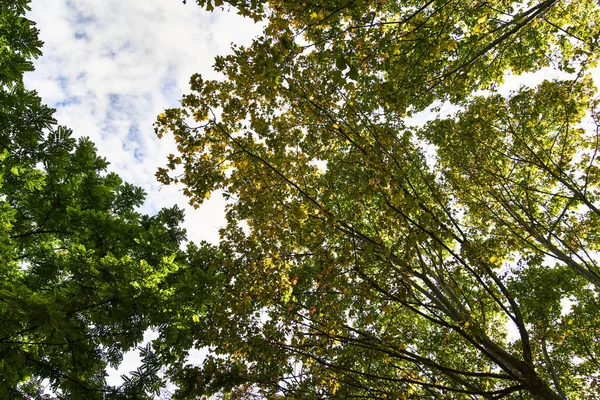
155 0 600 398
0 1 212 398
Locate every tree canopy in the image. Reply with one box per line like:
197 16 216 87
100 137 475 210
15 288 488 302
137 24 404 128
5 0 600 398
0 1 214 398
154 0 600 398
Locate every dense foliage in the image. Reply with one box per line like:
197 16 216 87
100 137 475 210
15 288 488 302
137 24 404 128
0 1 214 398
5 0 600 398
155 0 600 398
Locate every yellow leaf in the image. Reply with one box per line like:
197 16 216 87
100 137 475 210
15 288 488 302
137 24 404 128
471 25 482 35
332 381 340 394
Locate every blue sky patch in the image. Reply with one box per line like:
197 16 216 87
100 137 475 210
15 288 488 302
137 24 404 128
160 65 178 99
54 96 80 108
127 124 144 161
56 74 69 91
74 31 88 40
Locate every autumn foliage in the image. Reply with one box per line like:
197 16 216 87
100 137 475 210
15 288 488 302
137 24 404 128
155 0 600 398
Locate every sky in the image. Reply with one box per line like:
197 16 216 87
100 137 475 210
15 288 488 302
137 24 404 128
25 0 263 246
24 0 264 388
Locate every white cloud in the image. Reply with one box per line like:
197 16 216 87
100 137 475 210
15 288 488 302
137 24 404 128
25 0 263 244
